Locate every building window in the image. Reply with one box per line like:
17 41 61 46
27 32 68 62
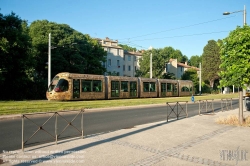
123 65 125 71
128 66 131 71
134 56 137 61
108 59 111 66
128 56 131 61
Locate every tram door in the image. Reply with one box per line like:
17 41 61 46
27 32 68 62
73 79 80 99
111 81 120 97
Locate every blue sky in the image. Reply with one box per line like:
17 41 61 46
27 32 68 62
1 0 249 58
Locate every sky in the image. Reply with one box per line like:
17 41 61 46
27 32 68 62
1 0 249 58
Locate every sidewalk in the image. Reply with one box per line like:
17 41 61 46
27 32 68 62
1 108 249 166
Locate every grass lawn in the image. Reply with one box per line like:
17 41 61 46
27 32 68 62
0 93 239 115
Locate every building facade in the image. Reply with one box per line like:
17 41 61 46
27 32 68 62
97 37 142 77
166 59 199 79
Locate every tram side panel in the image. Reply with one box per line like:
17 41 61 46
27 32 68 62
71 73 106 100
157 79 179 97
139 78 158 98
106 76 139 99
178 80 193 97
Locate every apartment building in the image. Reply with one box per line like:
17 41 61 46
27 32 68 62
97 37 124 76
97 37 142 77
166 59 199 79
123 50 142 77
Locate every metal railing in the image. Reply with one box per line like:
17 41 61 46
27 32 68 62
22 109 84 151
166 101 188 122
198 99 214 115
221 98 233 111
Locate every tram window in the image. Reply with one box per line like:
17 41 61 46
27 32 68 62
167 83 173 92
82 80 92 92
93 80 102 92
121 81 128 92
54 79 69 92
181 86 189 92
149 82 156 92
143 82 149 92
161 83 166 92
48 76 59 92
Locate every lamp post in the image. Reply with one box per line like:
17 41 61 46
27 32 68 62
48 33 51 87
223 5 247 25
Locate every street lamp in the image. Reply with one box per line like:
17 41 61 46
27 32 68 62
223 5 247 25
148 46 153 78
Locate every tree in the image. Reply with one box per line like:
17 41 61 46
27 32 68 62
0 12 34 100
118 44 136 51
137 46 187 78
181 68 199 93
219 25 250 124
219 25 250 88
201 40 221 88
189 55 201 67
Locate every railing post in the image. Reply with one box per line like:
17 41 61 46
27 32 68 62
177 102 179 120
55 112 58 145
81 109 84 139
206 100 208 112
186 101 188 118
199 100 201 115
22 115 24 152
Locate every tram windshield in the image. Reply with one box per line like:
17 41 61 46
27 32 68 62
48 76 59 92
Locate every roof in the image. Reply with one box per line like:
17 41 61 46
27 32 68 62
124 50 142 56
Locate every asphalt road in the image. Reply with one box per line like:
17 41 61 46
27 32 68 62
0 99 239 153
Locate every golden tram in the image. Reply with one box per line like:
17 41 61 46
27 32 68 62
46 72 194 101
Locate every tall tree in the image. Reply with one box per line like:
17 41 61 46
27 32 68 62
219 25 250 88
0 12 34 100
189 55 201 67
29 20 106 82
201 40 221 88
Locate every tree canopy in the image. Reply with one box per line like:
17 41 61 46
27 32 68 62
0 12 34 99
118 44 136 51
137 46 187 78
201 40 221 88
189 55 201 68
219 25 250 88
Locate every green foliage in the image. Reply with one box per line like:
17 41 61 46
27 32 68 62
201 40 221 87
118 44 136 51
107 71 119 76
219 25 250 88
161 73 176 79
0 12 34 100
137 46 187 78
189 55 201 67
181 68 199 93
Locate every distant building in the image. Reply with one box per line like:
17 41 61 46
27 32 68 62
166 59 199 79
96 37 142 76
123 50 142 77
96 37 124 76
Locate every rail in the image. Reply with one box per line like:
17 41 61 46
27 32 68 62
166 101 188 122
198 99 214 115
22 109 84 151
221 98 233 111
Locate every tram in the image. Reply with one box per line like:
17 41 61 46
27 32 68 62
46 72 193 101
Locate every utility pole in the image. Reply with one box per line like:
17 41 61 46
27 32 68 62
199 63 201 95
48 33 51 87
150 53 152 78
